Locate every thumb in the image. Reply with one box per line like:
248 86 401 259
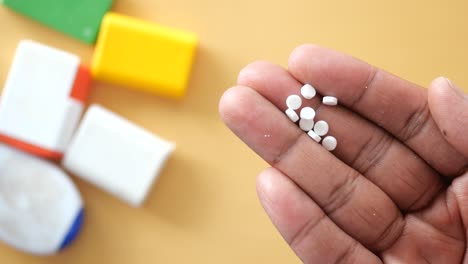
428 77 468 158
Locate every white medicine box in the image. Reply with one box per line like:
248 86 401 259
63 105 175 207
0 40 91 159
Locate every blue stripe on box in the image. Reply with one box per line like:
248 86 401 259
59 208 84 250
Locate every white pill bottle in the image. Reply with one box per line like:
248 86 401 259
0 144 84 255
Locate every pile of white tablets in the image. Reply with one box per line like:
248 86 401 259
285 84 338 151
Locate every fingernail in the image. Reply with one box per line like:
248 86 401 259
444 77 466 99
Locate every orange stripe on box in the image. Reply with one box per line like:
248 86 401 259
70 65 92 103
0 133 63 160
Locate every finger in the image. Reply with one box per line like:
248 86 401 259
288 44 468 176
257 167 382 264
382 190 465 263
219 86 404 251
429 77 468 160
237 61 442 211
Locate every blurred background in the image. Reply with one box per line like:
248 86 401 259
0 0 467 263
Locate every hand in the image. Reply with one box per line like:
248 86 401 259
219 45 468 263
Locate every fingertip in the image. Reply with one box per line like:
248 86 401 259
255 167 316 220
237 60 275 86
428 76 451 103
257 168 380 264
256 167 279 202
429 76 466 103
287 44 372 97
218 86 250 124
255 167 318 244
428 77 468 158
218 86 237 112
288 43 323 71
428 76 463 123
429 76 449 89
256 167 302 219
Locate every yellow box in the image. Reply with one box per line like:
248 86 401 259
91 13 197 98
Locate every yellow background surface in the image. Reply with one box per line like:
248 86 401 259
0 0 467 263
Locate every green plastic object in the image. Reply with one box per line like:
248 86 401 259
3 0 113 44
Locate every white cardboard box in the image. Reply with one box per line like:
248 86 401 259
63 105 175 206
0 40 88 159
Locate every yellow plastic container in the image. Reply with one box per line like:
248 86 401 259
91 13 198 98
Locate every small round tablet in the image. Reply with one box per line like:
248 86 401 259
322 136 337 151
300 107 315 120
307 130 322 142
323 96 338 106
285 108 299 122
314 121 329 136
299 119 314 131
286 95 302 110
301 84 316 99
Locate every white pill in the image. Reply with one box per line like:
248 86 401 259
307 130 322 142
300 84 316 99
285 108 299 122
300 107 315 120
322 136 337 151
314 120 329 136
323 96 338 106
299 119 314 131
286 95 302 110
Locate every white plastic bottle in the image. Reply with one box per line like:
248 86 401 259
0 144 84 255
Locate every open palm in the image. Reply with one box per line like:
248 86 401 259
219 45 468 263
